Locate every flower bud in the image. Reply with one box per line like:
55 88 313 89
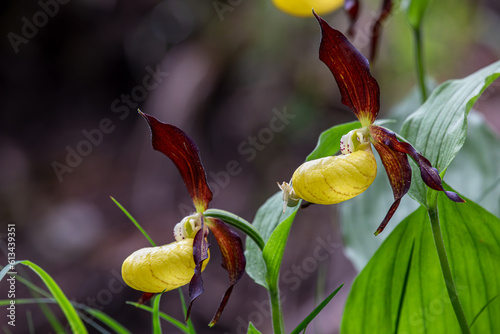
291 146 377 205
122 238 210 293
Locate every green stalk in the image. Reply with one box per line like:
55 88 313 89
203 209 265 250
268 285 284 334
427 194 471 334
413 28 428 102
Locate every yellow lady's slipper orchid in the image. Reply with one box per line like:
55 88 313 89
272 0 343 17
122 239 210 293
292 146 376 205
122 112 246 326
279 14 463 235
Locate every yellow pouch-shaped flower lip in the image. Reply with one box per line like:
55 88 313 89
272 0 343 17
291 147 377 205
122 238 209 293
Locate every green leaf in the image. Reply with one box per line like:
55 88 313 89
247 322 263 334
263 206 299 289
404 0 432 30
341 194 500 333
152 294 162 334
400 60 500 206
444 111 500 218
290 283 344 334
245 192 300 289
1 261 87 333
111 196 156 246
306 121 361 161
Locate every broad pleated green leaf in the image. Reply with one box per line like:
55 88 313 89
341 194 500 333
342 82 500 271
245 192 300 289
400 60 500 206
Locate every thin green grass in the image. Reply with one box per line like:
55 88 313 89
111 196 156 246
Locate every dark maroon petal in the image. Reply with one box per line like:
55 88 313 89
344 0 360 36
205 218 246 326
391 140 464 204
369 0 393 62
370 125 412 235
140 112 213 212
314 12 380 126
370 125 464 206
186 218 209 320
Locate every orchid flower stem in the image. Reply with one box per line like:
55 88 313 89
427 195 471 334
413 28 428 102
203 209 265 251
268 285 284 334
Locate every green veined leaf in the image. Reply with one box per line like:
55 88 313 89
263 206 299 290
0 261 87 333
400 60 500 206
245 192 300 289
290 283 344 334
341 193 500 333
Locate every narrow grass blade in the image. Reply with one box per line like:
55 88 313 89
126 301 190 333
111 196 156 246
0 298 131 334
1 261 87 333
290 284 344 334
152 294 162 334
470 296 498 328
178 288 196 333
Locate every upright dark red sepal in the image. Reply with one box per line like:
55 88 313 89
344 0 360 36
140 112 213 212
369 0 393 62
314 12 380 125
186 220 209 321
205 218 246 326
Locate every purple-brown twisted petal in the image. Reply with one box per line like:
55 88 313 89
205 218 246 326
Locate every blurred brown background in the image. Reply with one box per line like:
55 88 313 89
0 0 499 333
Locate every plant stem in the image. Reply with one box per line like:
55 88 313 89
204 209 265 251
413 28 428 102
268 285 284 334
428 197 471 334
